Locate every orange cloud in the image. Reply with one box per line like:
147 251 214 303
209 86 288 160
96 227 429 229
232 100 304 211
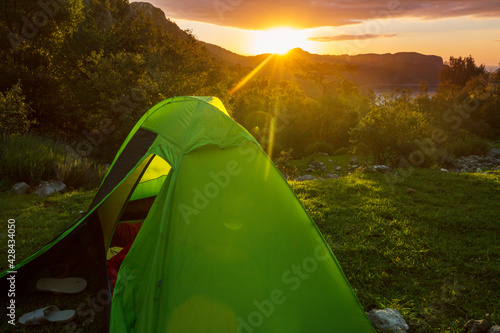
308 34 398 42
144 0 500 29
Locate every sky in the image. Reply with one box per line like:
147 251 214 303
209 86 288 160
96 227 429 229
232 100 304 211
138 0 500 66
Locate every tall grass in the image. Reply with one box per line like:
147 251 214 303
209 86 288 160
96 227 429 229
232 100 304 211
0 133 105 189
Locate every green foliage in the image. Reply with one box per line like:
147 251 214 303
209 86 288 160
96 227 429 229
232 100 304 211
447 132 491 158
351 92 429 166
0 82 35 134
0 133 104 188
304 141 334 156
0 133 63 185
440 55 486 87
274 148 299 179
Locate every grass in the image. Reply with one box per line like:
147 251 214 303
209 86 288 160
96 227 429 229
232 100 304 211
0 191 95 272
1 161 499 332
290 167 500 332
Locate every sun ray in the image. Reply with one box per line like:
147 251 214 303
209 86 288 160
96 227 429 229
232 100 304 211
229 53 275 95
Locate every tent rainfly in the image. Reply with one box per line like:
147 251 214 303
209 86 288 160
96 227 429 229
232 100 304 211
1 96 375 333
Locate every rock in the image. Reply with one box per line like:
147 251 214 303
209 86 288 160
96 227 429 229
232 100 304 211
407 188 415 194
11 182 30 194
486 148 500 157
350 157 359 165
319 152 329 156
319 162 324 165
351 165 358 168
48 180 66 193
489 325 500 333
320 166 328 171
297 175 316 181
440 168 449 172
367 308 409 333
466 319 489 333
34 185 56 197
374 165 393 173
306 168 314 172
79 211 85 214
326 174 339 179
328 159 332 162
336 166 341 170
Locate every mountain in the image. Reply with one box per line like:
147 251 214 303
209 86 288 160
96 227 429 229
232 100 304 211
131 2 444 86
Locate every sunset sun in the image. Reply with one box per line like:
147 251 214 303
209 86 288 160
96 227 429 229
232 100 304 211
252 28 306 55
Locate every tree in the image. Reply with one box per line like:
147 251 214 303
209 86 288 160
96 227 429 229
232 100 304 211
440 55 486 87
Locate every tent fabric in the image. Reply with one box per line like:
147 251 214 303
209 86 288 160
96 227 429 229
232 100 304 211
0 96 375 333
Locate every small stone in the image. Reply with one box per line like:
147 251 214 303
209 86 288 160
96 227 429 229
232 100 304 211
326 174 339 179
440 168 449 172
79 211 85 214
367 308 409 333
306 168 314 172
11 182 30 194
466 319 489 333
34 185 56 197
336 166 341 170
489 325 500 333
407 188 415 194
328 159 332 162
49 180 66 193
297 175 316 181
350 157 359 165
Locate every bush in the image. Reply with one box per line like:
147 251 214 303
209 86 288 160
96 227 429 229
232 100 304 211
0 83 35 135
447 133 490 157
274 149 299 180
351 94 429 166
0 134 105 189
304 141 334 156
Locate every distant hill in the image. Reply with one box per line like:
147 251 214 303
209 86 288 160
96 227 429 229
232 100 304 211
132 2 444 87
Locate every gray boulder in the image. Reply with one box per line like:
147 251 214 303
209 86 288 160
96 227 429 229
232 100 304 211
367 308 409 333
336 166 342 170
440 168 449 172
11 182 30 194
489 325 500 333
487 148 500 157
466 319 489 333
374 165 393 173
34 185 56 197
49 180 66 193
34 180 67 197
297 175 316 181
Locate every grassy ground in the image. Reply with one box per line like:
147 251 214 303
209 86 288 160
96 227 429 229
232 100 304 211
1 161 499 332
290 165 500 332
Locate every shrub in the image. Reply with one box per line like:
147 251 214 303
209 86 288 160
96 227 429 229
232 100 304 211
446 133 490 157
0 83 35 135
0 134 104 189
274 149 299 180
351 94 429 166
304 141 334 156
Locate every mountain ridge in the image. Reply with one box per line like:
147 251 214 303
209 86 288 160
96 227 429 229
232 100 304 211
131 2 444 86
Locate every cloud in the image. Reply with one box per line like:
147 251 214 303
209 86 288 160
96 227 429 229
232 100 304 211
308 34 398 42
143 0 500 30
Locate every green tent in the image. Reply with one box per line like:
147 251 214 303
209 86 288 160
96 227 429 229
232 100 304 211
1 96 374 332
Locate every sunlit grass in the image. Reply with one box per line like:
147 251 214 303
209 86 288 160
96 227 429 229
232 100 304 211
291 168 500 331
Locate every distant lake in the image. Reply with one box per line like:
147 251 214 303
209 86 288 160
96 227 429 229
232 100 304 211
364 84 439 97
